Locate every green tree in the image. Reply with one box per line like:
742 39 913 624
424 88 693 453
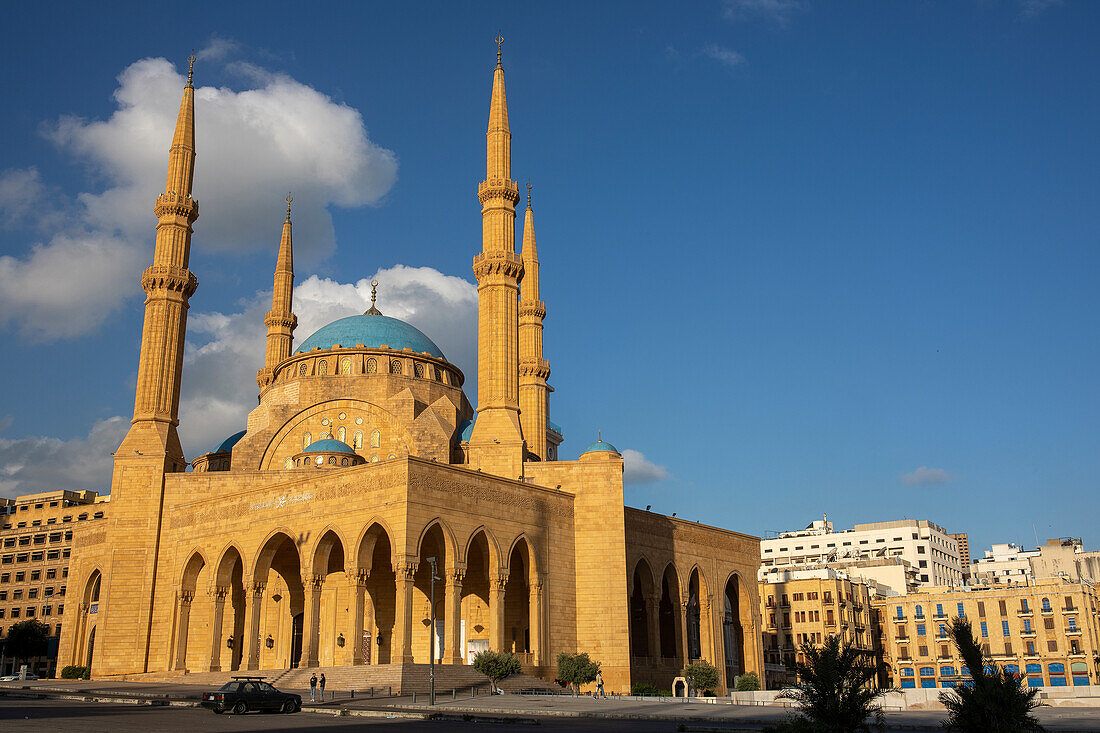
735 671 761 691
471 650 521 693
778 635 887 732
682 660 721 696
5 620 50 666
556 651 600 695
940 618 1044 732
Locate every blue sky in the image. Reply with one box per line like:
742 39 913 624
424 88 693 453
0 1 1096 558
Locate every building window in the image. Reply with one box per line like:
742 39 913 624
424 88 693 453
915 605 924 618
1023 620 1032 633
354 431 363 449
341 358 352 375
980 622 988 638
1042 598 1051 612
338 426 346 443
999 600 1007 616
284 457 293 470
366 358 377 374
957 603 965 618
299 362 308 376
328 456 337 465
371 430 380 448
414 362 424 378
936 604 944 617
303 432 312 449
370 455 379 463
1068 617 1077 632
1047 640 1057 652
390 359 402 375
917 624 926 636
1002 620 1010 636
318 360 328 375
1043 617 1054 630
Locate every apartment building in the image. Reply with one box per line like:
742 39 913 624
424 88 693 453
874 580 1100 690
1029 538 1100 584
760 569 880 688
0 490 108 677
970 543 1039 587
951 533 971 582
761 518 964 589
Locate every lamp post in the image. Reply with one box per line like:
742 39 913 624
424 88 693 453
426 557 441 706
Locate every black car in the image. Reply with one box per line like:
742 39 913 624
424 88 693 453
200 676 302 714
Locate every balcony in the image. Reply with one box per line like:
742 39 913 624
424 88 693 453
1020 629 1037 638
1062 606 1077 614
934 613 948 621
1017 608 1033 617
1065 627 1082 636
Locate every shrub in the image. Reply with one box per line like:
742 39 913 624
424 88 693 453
735 671 761 691
778 635 888 732
631 682 660 696
60 665 90 679
472 650 522 692
556 651 601 695
682 660 721 696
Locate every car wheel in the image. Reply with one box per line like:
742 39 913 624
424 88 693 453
282 699 295 714
232 701 247 715
212 709 224 715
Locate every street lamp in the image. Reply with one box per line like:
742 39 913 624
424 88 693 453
426 557 441 706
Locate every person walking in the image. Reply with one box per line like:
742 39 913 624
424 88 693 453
309 673 318 702
319 673 327 700
595 669 605 699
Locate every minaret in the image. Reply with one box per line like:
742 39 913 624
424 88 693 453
99 55 200 676
468 36 526 477
257 194 298 390
518 182 550 460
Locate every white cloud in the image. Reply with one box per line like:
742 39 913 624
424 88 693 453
721 0 805 25
622 448 671 485
901 466 952 486
702 44 746 69
177 265 477 455
0 417 128 498
0 54 397 342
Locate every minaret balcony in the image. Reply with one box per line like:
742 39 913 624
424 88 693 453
473 251 524 280
478 179 519 204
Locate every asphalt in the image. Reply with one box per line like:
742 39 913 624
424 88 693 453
2 679 1100 732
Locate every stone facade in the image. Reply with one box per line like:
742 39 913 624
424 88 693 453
55 47 762 694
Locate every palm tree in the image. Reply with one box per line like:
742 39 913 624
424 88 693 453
940 618 1044 732
779 635 888 732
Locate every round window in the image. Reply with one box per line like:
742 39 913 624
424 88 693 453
315 456 324 466
339 412 347 420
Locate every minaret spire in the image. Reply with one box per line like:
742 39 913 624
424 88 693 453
469 37 526 477
258 193 297 390
519 181 551 460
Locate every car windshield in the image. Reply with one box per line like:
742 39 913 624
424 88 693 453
216 682 240 692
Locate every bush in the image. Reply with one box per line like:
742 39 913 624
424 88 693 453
735 671 761 691
631 682 660 696
471 650 522 692
556 651 601 694
682 660 721 696
778 635 887 731
60 665 90 679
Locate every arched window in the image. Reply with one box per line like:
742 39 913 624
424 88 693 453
303 433 312 449
414 362 424 378
366 358 377 374
434 367 441 381
341 358 352 375
390 359 402 375
1041 598 1051 612
915 605 924 618
353 431 363 449
318 360 328 375
320 432 330 440
299 362 308 376
328 456 337 465
341 457 349 466
338 426 346 443
371 430 380 448
919 667 935 677
388 453 396 459
315 456 323 466
284 457 293 470
370 455 379 463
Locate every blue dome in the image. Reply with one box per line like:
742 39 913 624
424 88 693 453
458 418 476 442
583 439 619 454
302 439 356 454
214 430 246 454
295 314 445 359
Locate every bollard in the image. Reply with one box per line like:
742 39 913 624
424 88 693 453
452 688 456 701
413 691 417 704
369 686 374 698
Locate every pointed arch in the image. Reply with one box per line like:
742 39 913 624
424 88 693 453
463 525 502 574
414 518 459 568
309 525 349 577
251 527 300 579
632 556 656 598
213 542 245 587
353 517 397 574
504 532 540 584
179 549 207 591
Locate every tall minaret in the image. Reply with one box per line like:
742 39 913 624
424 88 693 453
99 55 200 676
257 194 297 390
518 182 550 461
468 36 526 477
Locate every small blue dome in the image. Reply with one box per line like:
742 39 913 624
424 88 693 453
583 439 619 454
302 439 356 454
214 430 246 454
458 418 476 442
295 314 445 359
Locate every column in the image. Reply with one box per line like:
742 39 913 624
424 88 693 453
299 575 323 668
243 580 265 670
444 569 465 664
646 595 662 661
75 603 88 668
207 588 227 671
173 590 194 670
489 574 507 652
348 570 367 665
529 580 544 666
393 562 416 664
679 600 690 663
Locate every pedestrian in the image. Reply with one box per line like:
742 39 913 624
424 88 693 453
319 673 326 700
595 669 605 700
309 673 318 702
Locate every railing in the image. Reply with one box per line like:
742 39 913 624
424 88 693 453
1062 606 1076 613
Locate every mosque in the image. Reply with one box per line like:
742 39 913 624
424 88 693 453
57 45 762 694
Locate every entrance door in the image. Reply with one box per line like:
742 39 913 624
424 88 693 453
86 626 96 668
362 631 372 665
467 638 489 665
290 613 303 668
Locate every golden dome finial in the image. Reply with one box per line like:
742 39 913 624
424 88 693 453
365 279 382 315
187 51 197 88
285 192 293 221
526 179 532 209
495 33 504 68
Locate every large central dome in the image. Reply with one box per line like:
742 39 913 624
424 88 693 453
294 314 446 360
